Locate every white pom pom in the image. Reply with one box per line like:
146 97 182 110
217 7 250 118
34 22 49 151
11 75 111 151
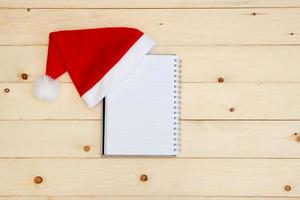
33 75 60 101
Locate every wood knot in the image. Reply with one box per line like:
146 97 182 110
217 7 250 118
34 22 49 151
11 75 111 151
21 73 28 80
27 8 31 12
229 107 235 112
4 88 10 93
284 185 291 192
218 77 224 83
140 174 148 182
290 32 294 35
83 145 90 152
293 133 300 142
252 12 256 16
34 176 43 184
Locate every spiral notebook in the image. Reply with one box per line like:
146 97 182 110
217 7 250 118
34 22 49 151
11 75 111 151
102 55 180 156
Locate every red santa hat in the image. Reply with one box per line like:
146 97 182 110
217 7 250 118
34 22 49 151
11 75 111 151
33 27 155 108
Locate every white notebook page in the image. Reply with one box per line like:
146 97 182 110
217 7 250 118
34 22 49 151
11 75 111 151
104 55 179 156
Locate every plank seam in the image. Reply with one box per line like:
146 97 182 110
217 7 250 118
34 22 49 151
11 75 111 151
2 119 300 121
0 195 299 198
2 44 300 47
2 7 300 9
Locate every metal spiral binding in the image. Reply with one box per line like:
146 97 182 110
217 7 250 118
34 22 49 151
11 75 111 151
173 57 181 155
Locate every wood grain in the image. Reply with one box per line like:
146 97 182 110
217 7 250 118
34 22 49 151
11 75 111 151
0 158 299 196
2 83 300 120
182 83 300 120
0 9 299 45
158 46 300 83
181 121 300 158
1 0 300 8
1 0 300 198
2 121 300 158
2 46 300 83
0 83 100 120
0 121 101 157
0 197 298 200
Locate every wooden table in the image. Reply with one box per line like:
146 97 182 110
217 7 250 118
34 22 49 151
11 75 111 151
0 0 300 199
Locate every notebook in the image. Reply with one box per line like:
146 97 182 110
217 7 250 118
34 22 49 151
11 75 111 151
102 55 180 156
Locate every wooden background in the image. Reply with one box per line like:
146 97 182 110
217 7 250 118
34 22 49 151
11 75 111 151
1 0 300 199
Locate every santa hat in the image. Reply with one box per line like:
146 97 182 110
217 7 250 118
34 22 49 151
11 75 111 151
33 27 155 108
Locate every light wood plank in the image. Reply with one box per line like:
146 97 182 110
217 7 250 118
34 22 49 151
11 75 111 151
0 46 48 83
2 121 300 158
2 46 300 83
0 121 101 157
0 158 299 196
0 83 101 120
182 83 300 120
157 46 300 83
0 9 299 45
1 0 300 8
2 83 300 120
181 121 300 158
0 197 297 200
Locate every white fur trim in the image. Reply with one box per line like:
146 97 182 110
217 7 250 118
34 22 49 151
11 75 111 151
82 34 155 108
33 75 60 101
